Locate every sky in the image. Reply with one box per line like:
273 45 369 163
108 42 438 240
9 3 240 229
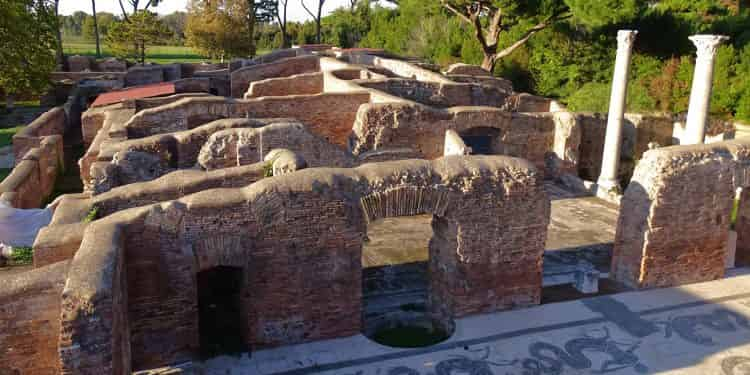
58 0 358 23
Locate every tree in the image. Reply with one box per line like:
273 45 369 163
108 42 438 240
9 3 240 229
161 11 187 44
83 12 116 40
301 0 326 43
440 0 646 73
185 0 256 60
118 0 162 21
91 0 101 57
0 0 57 109
275 0 291 47
106 11 170 64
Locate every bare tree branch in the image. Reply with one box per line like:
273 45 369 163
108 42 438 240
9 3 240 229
300 0 316 19
440 1 473 25
493 13 571 61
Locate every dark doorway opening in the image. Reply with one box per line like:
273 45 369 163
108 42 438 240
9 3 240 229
460 127 501 155
198 266 245 359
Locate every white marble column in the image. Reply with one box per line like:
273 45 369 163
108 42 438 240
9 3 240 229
683 35 729 145
598 30 638 192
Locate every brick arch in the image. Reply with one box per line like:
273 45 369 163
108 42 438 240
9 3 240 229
192 235 247 271
359 185 450 221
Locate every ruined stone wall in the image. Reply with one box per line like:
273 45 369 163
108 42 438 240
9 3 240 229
446 74 513 93
506 93 553 113
59 219 133 374
88 118 275 193
123 94 371 146
577 113 676 181
350 103 571 176
347 55 452 84
68 156 547 370
244 72 324 98
198 122 354 170
230 55 320 98
612 140 750 289
0 136 64 208
93 163 267 217
124 65 166 87
357 78 508 108
12 106 66 161
0 261 69 375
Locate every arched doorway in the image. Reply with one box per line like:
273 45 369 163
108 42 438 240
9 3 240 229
197 266 245 358
359 187 456 347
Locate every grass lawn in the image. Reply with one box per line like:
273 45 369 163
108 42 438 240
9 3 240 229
63 40 217 64
0 126 24 148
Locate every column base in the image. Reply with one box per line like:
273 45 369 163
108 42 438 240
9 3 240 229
595 178 622 204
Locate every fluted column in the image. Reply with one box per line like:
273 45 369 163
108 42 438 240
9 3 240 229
597 30 638 193
683 35 729 145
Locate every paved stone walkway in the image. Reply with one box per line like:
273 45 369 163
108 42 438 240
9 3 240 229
189 270 750 375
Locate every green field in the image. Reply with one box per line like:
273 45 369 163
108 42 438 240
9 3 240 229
63 39 215 64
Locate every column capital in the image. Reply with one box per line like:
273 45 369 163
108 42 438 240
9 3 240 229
616 30 638 52
689 35 729 60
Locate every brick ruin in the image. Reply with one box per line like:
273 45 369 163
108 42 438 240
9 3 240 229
0 46 747 373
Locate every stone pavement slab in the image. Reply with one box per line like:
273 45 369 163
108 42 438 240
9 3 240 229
193 270 750 375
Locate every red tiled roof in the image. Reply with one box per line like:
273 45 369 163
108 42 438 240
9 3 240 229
91 82 176 107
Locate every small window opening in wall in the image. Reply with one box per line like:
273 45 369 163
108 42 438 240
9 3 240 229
460 127 502 155
198 266 245 359
362 215 453 348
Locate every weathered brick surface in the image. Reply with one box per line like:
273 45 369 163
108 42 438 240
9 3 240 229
33 222 89 267
577 113 676 181
736 187 750 267
198 122 354 170
612 140 750 289
89 119 287 193
93 163 267 217
0 157 43 208
12 106 66 161
59 221 131 375
245 72 324 98
351 103 574 177
230 55 320 98
0 261 69 375
125 66 165 87
358 78 508 108
71 156 547 370
123 94 370 146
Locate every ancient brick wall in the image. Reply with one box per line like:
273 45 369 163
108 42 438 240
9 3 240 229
123 94 370 146
12 106 66 161
351 103 568 176
92 163 267 217
348 55 452 84
577 113 607 180
358 78 508 108
34 222 88 267
0 261 69 375
0 137 63 209
611 141 750 289
88 119 293 193
59 219 132 374
68 155 548 370
577 113 676 182
736 188 750 267
124 66 165 87
198 122 354 170
230 55 320 98
245 72 324 98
